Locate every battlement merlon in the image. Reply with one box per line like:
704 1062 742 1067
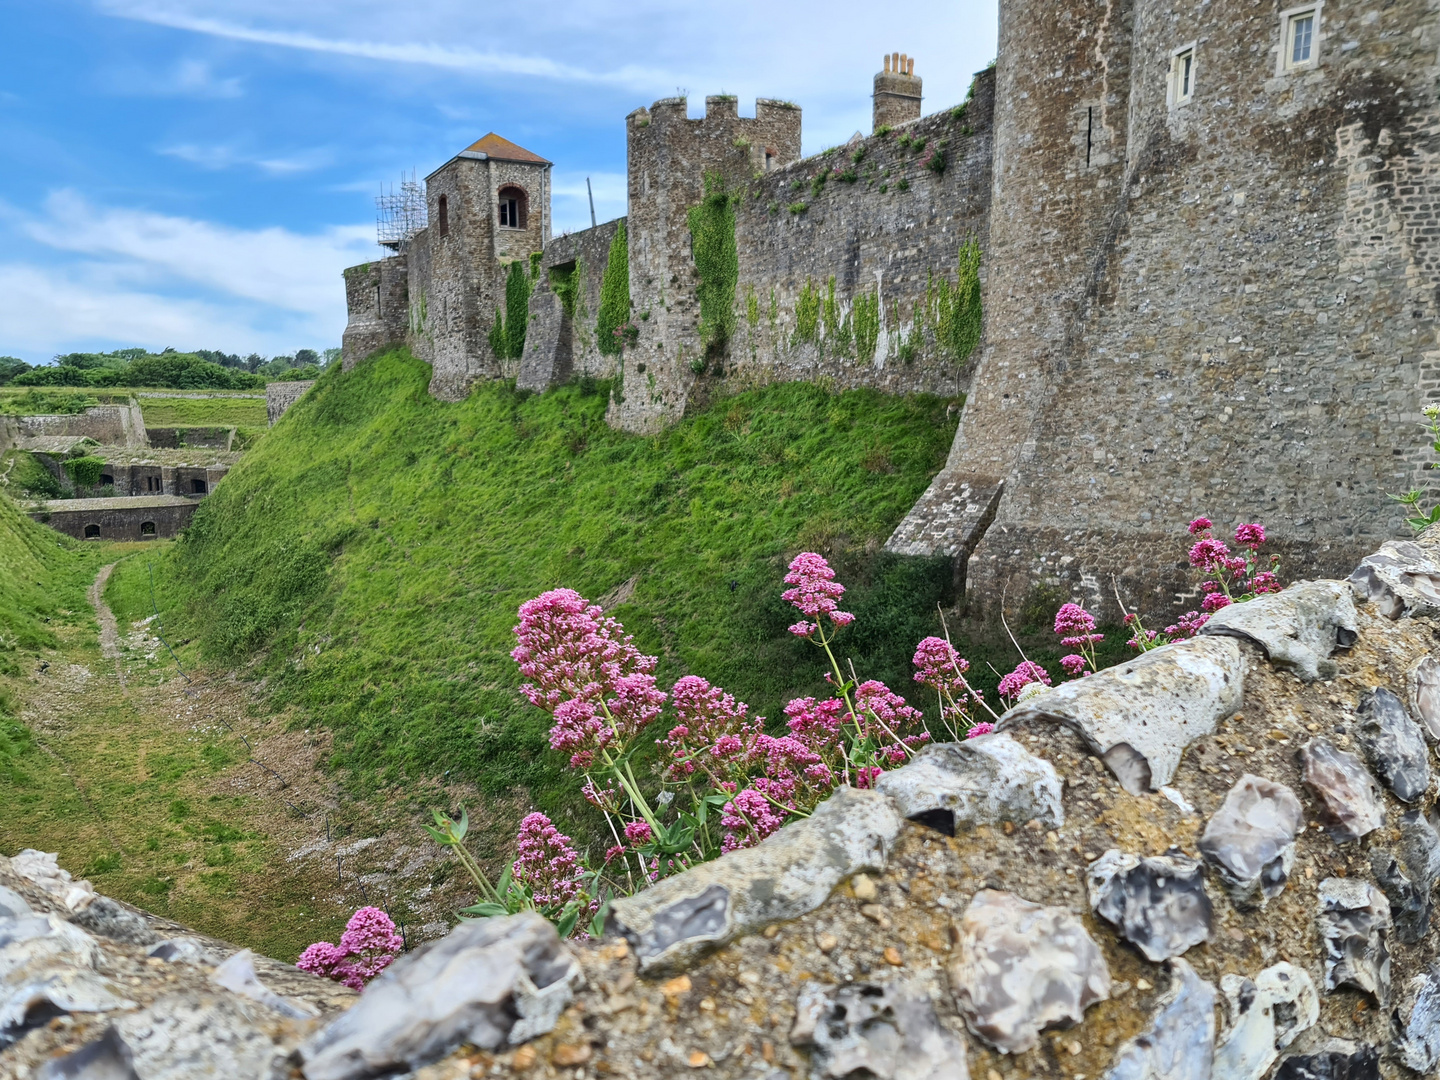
626 95 802 173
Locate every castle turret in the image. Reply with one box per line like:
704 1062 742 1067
873 52 922 131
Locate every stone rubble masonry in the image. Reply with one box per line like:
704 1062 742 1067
10 404 146 450
266 380 316 426
517 218 625 393
12 539 1440 1078
28 495 200 541
341 257 409 371
892 0 1440 619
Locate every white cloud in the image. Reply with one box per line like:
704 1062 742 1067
100 4 681 90
158 142 334 175
0 263 325 359
22 190 375 314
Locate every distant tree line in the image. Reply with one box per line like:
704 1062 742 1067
0 347 342 390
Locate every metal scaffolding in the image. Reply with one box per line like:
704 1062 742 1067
376 171 426 251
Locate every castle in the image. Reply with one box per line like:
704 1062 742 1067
342 0 1440 618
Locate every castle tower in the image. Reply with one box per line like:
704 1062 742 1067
873 52 922 131
414 133 552 399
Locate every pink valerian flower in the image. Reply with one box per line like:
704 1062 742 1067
720 787 786 852
549 700 609 768
660 676 763 783
608 672 666 737
512 812 584 909
781 553 854 632
1234 522 1266 548
1188 517 1213 535
855 766 884 789
511 588 657 712
853 680 930 763
603 844 625 863
1126 628 1160 650
966 722 995 738
1053 603 1096 639
997 661 1051 704
1060 654 1088 677
1164 611 1209 638
623 821 654 846
581 777 621 811
297 908 403 992
1188 537 1231 572
1249 570 1281 594
1201 591 1234 613
783 696 846 755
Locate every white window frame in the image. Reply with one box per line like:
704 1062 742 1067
1168 42 1197 108
1278 3 1321 74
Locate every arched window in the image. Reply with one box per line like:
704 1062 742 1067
191 478 208 495
140 521 157 537
100 473 114 487
438 194 449 237
83 524 100 539
497 186 528 229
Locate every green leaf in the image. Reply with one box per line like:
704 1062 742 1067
496 862 513 897
422 824 453 846
458 902 509 917
556 906 580 938
455 806 469 842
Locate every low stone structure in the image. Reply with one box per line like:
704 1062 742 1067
266 380 316 426
10 531 1440 1077
28 495 199 541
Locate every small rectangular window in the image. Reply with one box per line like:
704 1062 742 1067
1280 5 1320 71
1168 44 1196 107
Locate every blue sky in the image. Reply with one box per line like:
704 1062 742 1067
0 1 998 363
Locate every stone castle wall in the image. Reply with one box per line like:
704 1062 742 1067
890 0 1440 618
265 380 316 425
517 218 625 392
341 257 408 370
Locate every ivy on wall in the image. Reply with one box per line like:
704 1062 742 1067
63 455 105 488
550 259 582 319
489 256 541 363
596 220 630 357
687 173 739 354
794 279 820 344
930 238 983 363
853 290 881 361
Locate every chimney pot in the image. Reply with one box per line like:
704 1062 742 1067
892 51 900 72
907 57 915 76
883 54 890 72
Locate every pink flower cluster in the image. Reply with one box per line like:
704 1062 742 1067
513 812 584 909
911 636 988 737
997 660 1051 703
782 552 854 637
660 676 764 784
296 907 403 992
512 589 664 767
1185 518 1282 613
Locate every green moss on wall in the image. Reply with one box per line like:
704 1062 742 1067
596 221 630 358
687 173 739 355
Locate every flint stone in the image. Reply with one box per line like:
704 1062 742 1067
146 937 212 965
1408 655 1440 743
609 786 902 973
1104 959 1216 1080
997 636 1245 795
299 912 580 1080
212 948 319 1019
1317 878 1391 1004
1199 580 1357 682
790 980 969 1080
9 849 96 911
34 1025 139 1080
0 914 100 982
1372 807 1440 944
1213 963 1319 1080
0 971 135 1050
1273 1043 1380 1080
107 992 286 1080
1199 774 1304 906
1349 540 1440 620
1398 965 1440 1074
0 887 32 920
1356 688 1431 803
949 889 1111 1054
873 733 1063 835
69 896 157 947
1300 739 1385 843
1086 849 1212 962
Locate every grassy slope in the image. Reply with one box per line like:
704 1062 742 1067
134 395 268 429
109 349 961 831
0 495 100 663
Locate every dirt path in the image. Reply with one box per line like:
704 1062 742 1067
87 562 122 664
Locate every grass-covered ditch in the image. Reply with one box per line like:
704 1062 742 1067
106 349 971 835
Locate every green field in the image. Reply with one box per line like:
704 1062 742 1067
106 349 969 833
133 394 268 430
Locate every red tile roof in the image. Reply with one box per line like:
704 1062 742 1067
464 133 551 165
